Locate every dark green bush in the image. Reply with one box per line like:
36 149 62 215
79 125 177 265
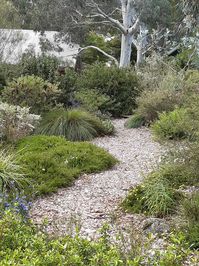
2 75 60 113
75 88 113 115
19 54 60 83
56 68 78 107
35 109 114 141
16 135 117 196
151 108 192 140
75 63 140 117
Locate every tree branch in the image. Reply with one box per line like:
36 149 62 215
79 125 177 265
77 45 119 66
86 0 126 34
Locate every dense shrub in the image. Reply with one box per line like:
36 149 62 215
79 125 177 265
2 75 60 113
75 64 140 117
151 108 192 140
19 54 60 83
132 89 181 126
0 102 40 142
16 135 117 196
75 88 113 115
56 68 78 107
35 109 114 141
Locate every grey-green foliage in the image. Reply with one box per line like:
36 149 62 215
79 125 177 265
36 109 114 141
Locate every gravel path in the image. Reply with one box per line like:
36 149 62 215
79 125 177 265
31 119 163 237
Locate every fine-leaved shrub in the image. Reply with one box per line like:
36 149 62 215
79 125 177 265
75 63 140 117
35 109 114 141
151 108 192 140
16 135 117 196
0 102 40 142
179 192 199 249
135 89 180 126
2 75 60 113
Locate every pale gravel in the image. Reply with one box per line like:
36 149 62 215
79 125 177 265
30 119 163 238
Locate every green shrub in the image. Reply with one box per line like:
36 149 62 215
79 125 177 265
56 68 78 107
75 88 113 115
16 135 117 196
151 108 192 140
124 114 145 129
0 211 191 265
122 184 146 214
180 192 199 249
75 63 140 117
2 75 60 113
134 89 181 126
35 109 113 141
19 54 60 83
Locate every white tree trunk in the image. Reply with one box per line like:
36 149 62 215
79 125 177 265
136 46 144 67
119 33 133 68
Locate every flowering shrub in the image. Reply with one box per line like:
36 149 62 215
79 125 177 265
0 102 40 142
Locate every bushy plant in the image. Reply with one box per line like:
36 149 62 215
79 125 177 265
151 108 193 140
124 114 145 129
56 68 78 107
134 89 181 126
75 63 140 117
180 192 199 249
2 75 60 113
0 102 40 142
0 211 192 265
75 88 113 115
35 109 113 141
16 135 117 196
19 54 60 82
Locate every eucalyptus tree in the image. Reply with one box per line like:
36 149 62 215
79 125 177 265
10 0 176 67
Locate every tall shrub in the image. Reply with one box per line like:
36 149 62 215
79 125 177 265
75 63 140 117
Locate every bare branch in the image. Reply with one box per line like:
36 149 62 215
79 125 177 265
128 17 140 34
78 45 119 66
86 0 126 34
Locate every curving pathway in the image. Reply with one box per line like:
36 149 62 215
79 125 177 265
31 119 163 237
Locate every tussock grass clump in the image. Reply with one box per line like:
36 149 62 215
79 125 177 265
0 150 25 193
36 109 114 141
16 135 117 196
124 114 145 129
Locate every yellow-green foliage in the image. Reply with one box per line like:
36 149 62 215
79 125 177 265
16 135 117 196
151 108 193 140
0 211 192 265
